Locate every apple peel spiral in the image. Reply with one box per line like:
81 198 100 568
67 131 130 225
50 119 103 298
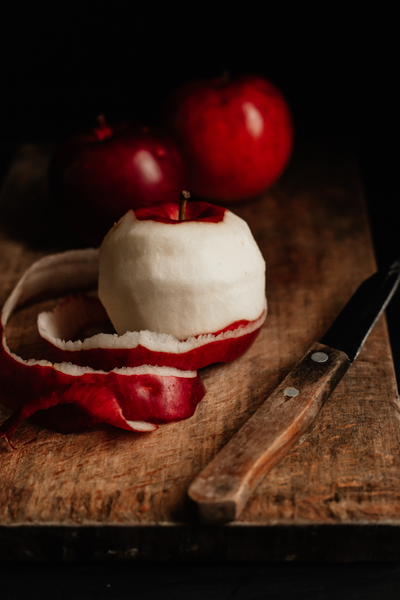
38 292 266 371
0 203 266 446
0 250 205 446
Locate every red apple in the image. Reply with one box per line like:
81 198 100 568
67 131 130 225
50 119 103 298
163 74 293 201
48 118 188 245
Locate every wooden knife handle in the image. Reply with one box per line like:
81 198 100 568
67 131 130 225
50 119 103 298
188 342 350 523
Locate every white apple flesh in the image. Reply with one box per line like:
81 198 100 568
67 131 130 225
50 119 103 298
98 208 266 341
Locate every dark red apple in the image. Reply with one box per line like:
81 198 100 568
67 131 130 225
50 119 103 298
49 118 188 245
163 74 293 202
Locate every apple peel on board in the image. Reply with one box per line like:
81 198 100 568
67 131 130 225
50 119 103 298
0 250 205 446
0 203 266 445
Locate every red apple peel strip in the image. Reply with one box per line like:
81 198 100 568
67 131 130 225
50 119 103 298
38 293 267 371
0 250 206 446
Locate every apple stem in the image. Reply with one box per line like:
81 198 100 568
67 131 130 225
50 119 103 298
179 190 191 221
95 114 113 141
97 114 107 127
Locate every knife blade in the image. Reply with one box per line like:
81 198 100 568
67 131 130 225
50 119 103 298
188 259 400 523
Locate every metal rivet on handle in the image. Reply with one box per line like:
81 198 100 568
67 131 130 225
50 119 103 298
284 387 299 397
311 351 329 363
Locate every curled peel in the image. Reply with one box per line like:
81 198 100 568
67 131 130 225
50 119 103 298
34 242 267 371
0 250 205 445
38 293 267 371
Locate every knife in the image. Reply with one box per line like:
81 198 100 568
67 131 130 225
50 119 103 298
188 259 400 523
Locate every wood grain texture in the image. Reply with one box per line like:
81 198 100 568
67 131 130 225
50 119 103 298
1 141 400 562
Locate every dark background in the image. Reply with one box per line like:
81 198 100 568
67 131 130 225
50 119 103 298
1 4 400 598
1 4 398 259
0 5 397 155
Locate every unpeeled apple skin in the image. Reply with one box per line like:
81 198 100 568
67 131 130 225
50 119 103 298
49 121 188 245
163 75 293 201
98 202 266 341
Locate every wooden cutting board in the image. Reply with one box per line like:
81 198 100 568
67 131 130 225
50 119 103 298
1 141 400 563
